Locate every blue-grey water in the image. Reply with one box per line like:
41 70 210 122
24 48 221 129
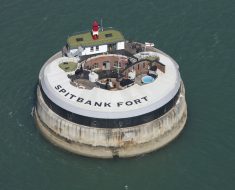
0 0 234 189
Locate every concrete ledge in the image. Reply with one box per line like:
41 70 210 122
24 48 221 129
34 82 187 158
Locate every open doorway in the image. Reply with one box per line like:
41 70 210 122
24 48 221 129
108 43 117 52
103 61 110 70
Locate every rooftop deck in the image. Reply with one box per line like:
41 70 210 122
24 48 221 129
40 45 180 119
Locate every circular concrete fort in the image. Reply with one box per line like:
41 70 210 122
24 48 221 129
34 21 187 158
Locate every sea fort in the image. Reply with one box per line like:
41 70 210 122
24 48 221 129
34 21 187 158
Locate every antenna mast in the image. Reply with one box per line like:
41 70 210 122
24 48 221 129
101 18 104 31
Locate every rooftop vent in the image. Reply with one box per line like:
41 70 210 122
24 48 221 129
76 38 83 42
105 33 113 38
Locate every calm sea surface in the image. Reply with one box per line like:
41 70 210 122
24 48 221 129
0 0 234 189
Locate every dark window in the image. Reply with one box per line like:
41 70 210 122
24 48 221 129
94 63 98 68
114 61 118 67
96 46 99 51
105 33 113 38
90 47 94 51
76 38 83 42
91 120 97 127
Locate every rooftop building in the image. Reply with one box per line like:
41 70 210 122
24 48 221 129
65 21 125 56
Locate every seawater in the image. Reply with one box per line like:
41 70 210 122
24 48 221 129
0 0 234 189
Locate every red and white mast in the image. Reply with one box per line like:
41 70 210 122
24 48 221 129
92 21 99 40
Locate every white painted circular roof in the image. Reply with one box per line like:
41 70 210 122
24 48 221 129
40 50 181 119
